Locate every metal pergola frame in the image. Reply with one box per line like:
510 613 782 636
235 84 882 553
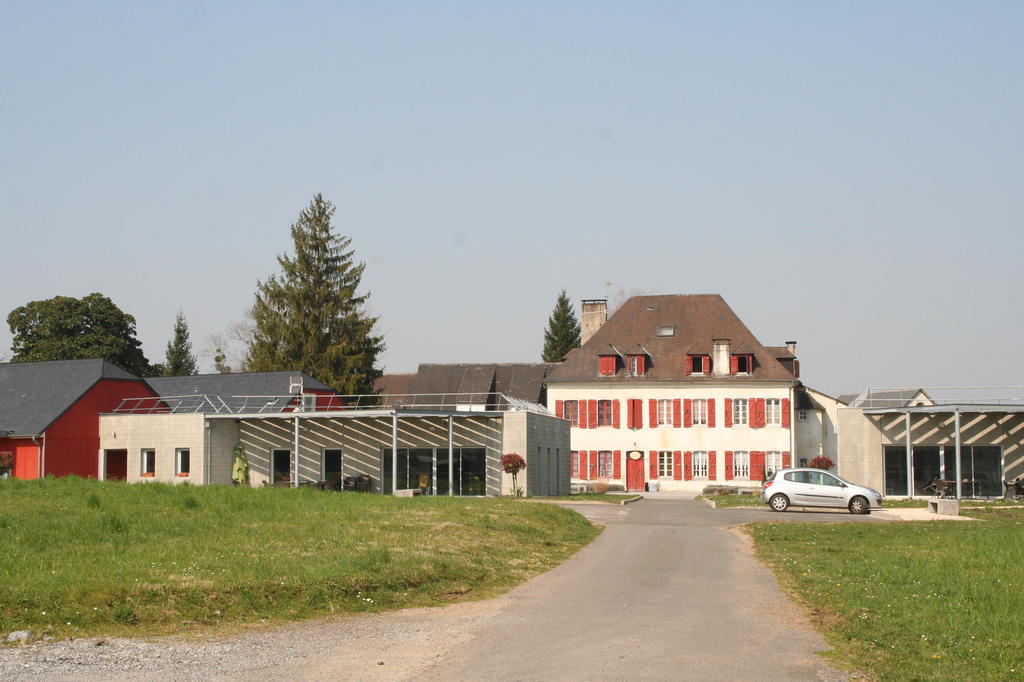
863 403 1024 499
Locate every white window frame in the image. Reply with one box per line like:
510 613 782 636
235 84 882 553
765 398 782 426
141 448 155 476
597 399 614 427
597 451 614 478
658 451 673 478
657 399 673 426
732 451 750 480
570 450 579 478
732 399 749 426
765 451 782 477
627 356 640 376
693 451 709 479
798 410 808 421
175 448 190 476
692 399 708 426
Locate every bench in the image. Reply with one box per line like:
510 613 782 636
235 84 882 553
394 488 422 498
928 498 959 516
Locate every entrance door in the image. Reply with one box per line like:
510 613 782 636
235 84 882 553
625 450 645 491
105 450 127 481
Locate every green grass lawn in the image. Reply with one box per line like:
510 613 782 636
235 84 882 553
751 507 1024 680
0 478 599 639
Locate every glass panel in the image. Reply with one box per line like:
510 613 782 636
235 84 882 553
380 448 410 495
460 448 486 496
436 448 451 495
409 448 433 495
272 450 290 484
324 449 342 489
884 446 907 496
973 446 1002 497
912 446 940 495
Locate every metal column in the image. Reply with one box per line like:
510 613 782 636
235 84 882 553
905 412 913 498
391 411 399 495
954 408 962 500
293 416 300 488
448 414 454 497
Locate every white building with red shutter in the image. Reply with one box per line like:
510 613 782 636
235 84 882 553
546 295 832 492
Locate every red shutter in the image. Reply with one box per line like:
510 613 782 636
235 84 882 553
613 400 621 429
782 398 791 428
649 399 658 428
578 451 586 479
729 356 739 375
555 400 564 419
750 452 763 481
684 356 693 376
708 451 717 479
588 400 598 429
756 398 766 428
724 451 734 480
672 399 681 428
599 355 616 375
590 451 598 479
724 398 733 428
684 451 693 480
634 399 644 428
708 398 716 427
637 356 646 375
613 450 622 479
578 400 588 429
683 399 692 428
703 356 710 375
626 399 634 429
782 451 792 469
649 451 658 479
673 451 682 480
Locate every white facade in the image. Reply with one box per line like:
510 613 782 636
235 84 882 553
549 381 796 492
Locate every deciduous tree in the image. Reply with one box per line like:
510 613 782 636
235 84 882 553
7 293 154 375
246 194 384 393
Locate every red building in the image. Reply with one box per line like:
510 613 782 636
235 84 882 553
0 359 157 479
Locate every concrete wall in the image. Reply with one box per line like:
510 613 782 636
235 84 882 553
502 411 571 496
837 408 1024 492
548 381 795 491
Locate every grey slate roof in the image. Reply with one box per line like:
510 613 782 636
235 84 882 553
145 372 335 398
838 389 933 409
0 359 146 436
546 294 796 383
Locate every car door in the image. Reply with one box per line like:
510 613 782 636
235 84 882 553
816 472 848 507
785 471 817 506
797 471 841 508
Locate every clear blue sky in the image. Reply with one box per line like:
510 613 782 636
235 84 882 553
2 1 1021 397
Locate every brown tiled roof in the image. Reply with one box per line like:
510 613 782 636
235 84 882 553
374 373 416 396
547 294 796 383
388 363 558 408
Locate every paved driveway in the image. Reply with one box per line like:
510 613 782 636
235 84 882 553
419 498 874 681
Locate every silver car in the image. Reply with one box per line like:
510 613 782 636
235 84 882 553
760 468 883 514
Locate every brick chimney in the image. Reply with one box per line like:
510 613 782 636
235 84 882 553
581 299 608 345
712 339 731 377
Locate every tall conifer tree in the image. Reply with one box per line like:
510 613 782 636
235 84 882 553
246 194 384 393
542 290 581 362
164 311 198 376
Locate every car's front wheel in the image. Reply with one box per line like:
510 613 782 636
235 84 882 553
769 494 789 512
848 496 871 514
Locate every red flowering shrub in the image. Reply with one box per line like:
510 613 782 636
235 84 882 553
808 455 834 470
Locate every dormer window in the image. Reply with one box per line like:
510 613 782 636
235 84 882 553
627 355 647 376
730 354 754 375
598 354 618 376
686 354 710 376
655 325 675 337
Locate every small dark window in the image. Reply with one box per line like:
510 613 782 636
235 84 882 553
690 356 704 374
735 355 750 373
